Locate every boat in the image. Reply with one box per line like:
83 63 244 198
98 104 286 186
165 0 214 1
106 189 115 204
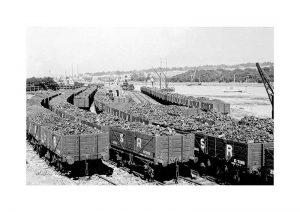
224 74 243 93
224 86 243 93
187 72 202 86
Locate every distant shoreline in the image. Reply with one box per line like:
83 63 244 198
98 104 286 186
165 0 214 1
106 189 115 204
132 81 267 87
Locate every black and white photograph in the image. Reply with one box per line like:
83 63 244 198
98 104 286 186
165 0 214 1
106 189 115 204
26 27 274 185
2 1 300 212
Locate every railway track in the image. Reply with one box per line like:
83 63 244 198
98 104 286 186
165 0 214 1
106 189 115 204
128 91 143 104
94 174 118 185
135 91 161 105
27 140 118 185
126 90 160 105
179 175 219 185
27 139 220 186
105 160 165 185
28 139 164 185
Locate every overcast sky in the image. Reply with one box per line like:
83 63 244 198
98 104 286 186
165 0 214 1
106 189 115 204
26 27 273 77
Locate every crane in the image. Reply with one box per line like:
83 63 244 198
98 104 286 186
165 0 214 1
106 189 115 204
256 63 274 119
153 69 162 89
161 72 169 89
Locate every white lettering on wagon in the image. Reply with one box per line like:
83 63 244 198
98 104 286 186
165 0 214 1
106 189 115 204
142 150 151 156
120 134 124 143
200 138 206 152
226 144 233 160
53 136 57 147
136 138 142 148
233 159 245 166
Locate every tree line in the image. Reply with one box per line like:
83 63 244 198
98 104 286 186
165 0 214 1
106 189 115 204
169 66 274 83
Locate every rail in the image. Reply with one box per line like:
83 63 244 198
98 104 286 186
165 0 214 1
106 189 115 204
94 174 118 185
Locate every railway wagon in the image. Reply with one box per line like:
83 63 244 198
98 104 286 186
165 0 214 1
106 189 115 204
94 100 152 125
264 147 274 183
193 132 274 184
73 85 97 109
141 86 230 114
109 126 195 179
27 118 109 165
211 99 230 114
27 91 111 176
50 104 110 133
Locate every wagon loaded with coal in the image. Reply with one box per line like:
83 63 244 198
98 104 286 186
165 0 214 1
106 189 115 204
26 89 111 176
73 85 97 110
93 88 274 184
47 88 196 181
141 86 230 114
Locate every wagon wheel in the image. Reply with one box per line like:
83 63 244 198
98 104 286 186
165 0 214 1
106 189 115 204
215 165 223 182
57 160 63 172
39 145 45 158
28 135 32 144
32 138 37 150
45 150 52 164
199 162 206 177
26 133 30 141
232 170 241 185
37 145 42 157
51 154 57 166
147 166 155 182
205 158 212 175
117 159 124 167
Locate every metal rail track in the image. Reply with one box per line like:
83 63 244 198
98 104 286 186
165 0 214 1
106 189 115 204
126 91 143 104
130 91 145 104
132 91 148 104
94 174 118 185
27 140 119 185
178 176 204 185
179 175 219 185
127 90 157 105
132 91 159 105
106 160 165 185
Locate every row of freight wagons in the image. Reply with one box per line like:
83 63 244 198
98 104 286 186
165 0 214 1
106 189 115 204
73 85 98 109
26 91 110 166
59 85 82 90
94 96 273 173
26 86 42 92
94 100 152 125
49 90 195 167
140 86 230 114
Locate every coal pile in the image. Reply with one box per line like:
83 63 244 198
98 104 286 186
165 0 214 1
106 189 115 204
52 95 177 136
92 88 274 143
30 111 101 135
